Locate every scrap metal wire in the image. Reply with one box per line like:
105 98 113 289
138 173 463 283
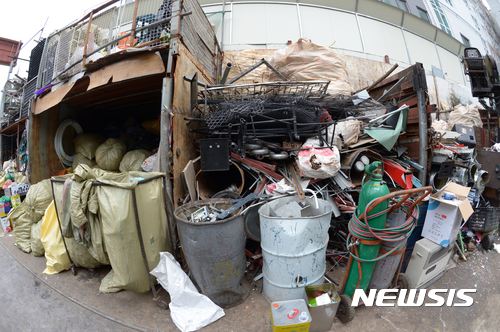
201 94 385 130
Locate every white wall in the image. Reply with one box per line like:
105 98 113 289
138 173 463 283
202 0 472 84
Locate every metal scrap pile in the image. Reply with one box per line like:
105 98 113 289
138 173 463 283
180 66 427 267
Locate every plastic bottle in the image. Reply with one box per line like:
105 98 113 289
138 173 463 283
299 311 309 322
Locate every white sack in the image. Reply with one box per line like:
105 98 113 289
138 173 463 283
297 138 341 179
327 119 362 148
150 252 224 332
141 153 157 172
447 104 482 130
95 138 127 171
268 38 352 96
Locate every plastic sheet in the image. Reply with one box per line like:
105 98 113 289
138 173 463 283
41 202 71 274
151 252 225 332
268 38 352 96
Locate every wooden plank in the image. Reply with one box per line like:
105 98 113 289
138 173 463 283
181 156 201 201
172 43 214 208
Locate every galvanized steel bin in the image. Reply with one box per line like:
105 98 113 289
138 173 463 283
174 199 247 308
259 196 333 303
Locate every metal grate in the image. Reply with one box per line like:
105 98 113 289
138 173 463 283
28 39 45 81
21 78 37 119
202 81 331 101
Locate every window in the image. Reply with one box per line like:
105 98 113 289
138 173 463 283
463 0 470 10
397 0 409 12
461 34 470 47
471 16 480 30
444 0 453 6
381 0 398 6
417 7 430 22
430 0 453 36
380 0 408 11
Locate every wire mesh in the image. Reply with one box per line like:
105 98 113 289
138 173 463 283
21 78 37 119
39 0 170 85
202 81 330 102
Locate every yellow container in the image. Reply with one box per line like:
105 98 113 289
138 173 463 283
271 299 311 332
11 195 21 208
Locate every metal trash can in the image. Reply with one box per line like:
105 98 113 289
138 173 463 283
259 196 333 303
175 198 247 308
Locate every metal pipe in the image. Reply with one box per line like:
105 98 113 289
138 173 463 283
227 58 286 84
219 62 233 85
129 0 141 47
417 90 428 185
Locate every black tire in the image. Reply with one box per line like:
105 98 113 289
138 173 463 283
337 294 355 323
157 300 169 310
397 273 411 290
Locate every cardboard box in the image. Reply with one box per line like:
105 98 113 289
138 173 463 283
422 182 473 247
4 183 30 197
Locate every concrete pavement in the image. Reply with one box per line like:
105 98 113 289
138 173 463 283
1 231 500 331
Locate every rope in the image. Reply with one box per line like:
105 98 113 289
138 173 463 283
346 180 420 264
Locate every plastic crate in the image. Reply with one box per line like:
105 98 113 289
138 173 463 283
468 207 500 232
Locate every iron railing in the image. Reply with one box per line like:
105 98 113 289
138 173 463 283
37 0 221 88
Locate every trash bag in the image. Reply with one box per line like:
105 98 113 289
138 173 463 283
97 171 171 293
74 133 105 160
52 172 109 267
297 138 341 179
41 201 71 274
151 252 225 332
64 236 102 269
119 149 152 172
447 104 482 130
95 138 127 171
327 119 362 148
141 153 157 172
31 219 45 257
25 179 53 224
10 203 32 253
268 38 352 96
72 153 96 169
14 172 28 184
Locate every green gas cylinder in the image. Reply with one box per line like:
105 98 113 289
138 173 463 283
343 161 389 298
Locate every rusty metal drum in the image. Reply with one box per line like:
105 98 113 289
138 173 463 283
175 199 247 308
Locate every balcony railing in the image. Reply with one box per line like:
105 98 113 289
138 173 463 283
37 0 221 89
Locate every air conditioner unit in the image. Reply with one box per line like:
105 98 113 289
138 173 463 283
405 238 454 289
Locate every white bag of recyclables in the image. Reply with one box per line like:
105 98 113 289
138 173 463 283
297 138 341 179
141 153 157 172
73 133 105 160
150 252 224 332
119 149 151 172
327 119 362 148
95 138 127 171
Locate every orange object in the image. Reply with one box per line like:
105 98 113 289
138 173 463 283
57 169 68 176
118 32 138 49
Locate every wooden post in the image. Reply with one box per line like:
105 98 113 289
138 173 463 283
129 0 141 48
82 11 94 69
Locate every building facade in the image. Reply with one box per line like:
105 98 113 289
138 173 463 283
199 0 500 86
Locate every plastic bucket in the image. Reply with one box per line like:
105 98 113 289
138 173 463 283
259 196 333 302
175 198 247 308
